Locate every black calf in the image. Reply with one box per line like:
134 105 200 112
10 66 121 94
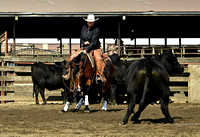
31 61 72 105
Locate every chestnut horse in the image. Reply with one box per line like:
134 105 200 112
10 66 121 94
62 52 114 112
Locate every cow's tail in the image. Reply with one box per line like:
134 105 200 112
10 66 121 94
140 61 152 105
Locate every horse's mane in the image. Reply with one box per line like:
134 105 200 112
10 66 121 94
67 52 89 75
66 52 83 68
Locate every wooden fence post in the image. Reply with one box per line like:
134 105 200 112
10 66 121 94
188 65 200 103
1 62 5 103
5 31 8 57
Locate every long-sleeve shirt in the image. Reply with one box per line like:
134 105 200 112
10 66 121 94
80 25 101 53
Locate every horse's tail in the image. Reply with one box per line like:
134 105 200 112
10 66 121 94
140 60 152 105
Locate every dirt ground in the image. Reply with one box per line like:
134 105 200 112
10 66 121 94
0 103 200 137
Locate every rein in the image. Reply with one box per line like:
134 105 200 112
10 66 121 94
62 69 76 92
62 78 74 92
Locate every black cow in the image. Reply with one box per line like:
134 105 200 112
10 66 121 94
110 51 184 105
153 50 184 75
109 54 135 105
31 61 72 105
121 50 184 125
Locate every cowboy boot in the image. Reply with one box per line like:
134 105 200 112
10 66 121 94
62 68 71 80
96 61 106 84
62 48 83 80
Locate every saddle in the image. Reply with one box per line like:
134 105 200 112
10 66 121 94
86 52 112 84
86 53 95 68
87 52 112 68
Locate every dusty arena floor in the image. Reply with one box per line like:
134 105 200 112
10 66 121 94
0 103 200 137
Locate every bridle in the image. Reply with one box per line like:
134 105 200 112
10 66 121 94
63 53 94 93
62 69 76 92
70 53 91 92
63 63 84 93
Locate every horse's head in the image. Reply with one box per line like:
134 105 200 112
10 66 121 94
66 52 94 93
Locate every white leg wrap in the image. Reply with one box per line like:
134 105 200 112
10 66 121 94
64 101 70 111
102 101 107 111
84 95 89 106
75 98 83 110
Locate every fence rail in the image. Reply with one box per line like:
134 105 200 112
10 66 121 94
1 43 200 104
119 46 200 58
0 56 193 103
0 57 67 104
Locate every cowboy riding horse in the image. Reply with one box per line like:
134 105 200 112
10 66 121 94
61 51 114 113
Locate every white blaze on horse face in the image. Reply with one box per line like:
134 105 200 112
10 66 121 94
102 101 107 111
77 72 81 92
64 101 70 111
77 85 81 92
65 68 71 80
85 95 89 106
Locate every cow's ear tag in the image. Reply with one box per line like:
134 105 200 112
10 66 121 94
158 53 161 56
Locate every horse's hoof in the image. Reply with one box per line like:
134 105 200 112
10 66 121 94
102 108 107 111
73 109 79 112
59 109 67 113
36 102 39 105
84 108 90 113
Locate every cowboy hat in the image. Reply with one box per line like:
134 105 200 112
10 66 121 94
83 14 99 22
